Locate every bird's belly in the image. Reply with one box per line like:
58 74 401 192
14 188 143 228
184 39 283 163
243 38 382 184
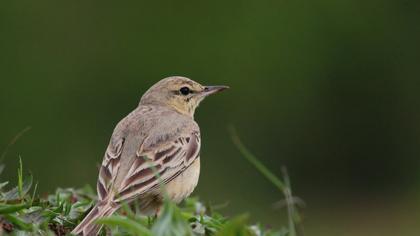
166 158 200 203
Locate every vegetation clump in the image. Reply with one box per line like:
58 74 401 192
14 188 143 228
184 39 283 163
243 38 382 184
0 132 302 236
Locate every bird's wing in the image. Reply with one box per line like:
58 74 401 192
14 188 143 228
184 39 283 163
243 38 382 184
114 131 201 203
96 125 201 203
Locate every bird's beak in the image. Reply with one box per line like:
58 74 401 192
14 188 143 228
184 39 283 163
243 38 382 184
201 85 230 96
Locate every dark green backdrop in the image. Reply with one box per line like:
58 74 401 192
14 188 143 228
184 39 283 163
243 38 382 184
1 0 420 235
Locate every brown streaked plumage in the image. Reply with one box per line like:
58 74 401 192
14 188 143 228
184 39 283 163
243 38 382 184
71 76 228 235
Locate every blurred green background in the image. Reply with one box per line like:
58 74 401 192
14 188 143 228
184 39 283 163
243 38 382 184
1 0 420 235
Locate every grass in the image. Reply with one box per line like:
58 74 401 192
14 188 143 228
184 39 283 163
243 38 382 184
0 129 303 235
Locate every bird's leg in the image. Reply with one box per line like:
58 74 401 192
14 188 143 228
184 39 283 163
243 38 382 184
154 206 161 219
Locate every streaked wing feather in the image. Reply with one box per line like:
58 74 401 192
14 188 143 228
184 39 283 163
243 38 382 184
115 132 200 203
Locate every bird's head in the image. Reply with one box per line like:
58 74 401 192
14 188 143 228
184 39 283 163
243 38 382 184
140 76 229 117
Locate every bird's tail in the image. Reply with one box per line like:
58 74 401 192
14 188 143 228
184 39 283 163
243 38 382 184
71 201 118 236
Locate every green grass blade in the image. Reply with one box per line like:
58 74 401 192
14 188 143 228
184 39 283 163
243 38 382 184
0 202 29 214
229 126 300 236
229 126 285 191
18 156 23 199
30 182 38 206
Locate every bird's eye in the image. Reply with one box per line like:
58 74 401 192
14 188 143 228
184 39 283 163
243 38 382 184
179 87 191 95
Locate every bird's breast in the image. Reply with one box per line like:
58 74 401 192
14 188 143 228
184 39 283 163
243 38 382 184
165 157 200 203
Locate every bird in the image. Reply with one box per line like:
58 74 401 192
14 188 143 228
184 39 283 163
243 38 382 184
71 76 229 235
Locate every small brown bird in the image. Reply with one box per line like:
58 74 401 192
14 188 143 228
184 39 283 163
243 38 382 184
71 76 228 235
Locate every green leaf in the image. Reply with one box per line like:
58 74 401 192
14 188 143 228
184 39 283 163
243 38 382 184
97 215 152 236
215 214 252 236
152 201 193 236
